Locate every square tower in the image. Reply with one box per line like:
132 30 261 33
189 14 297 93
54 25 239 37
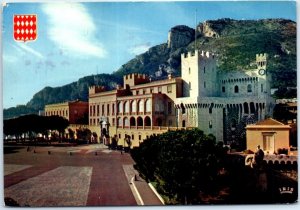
181 50 217 98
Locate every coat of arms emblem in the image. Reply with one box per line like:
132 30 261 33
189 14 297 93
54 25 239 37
13 14 37 42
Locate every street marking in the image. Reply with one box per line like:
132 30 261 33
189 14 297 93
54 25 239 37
5 166 92 207
4 164 32 176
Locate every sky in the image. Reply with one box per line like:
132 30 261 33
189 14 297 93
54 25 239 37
1 0 297 109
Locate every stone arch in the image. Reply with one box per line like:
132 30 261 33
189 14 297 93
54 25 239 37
137 116 143 127
144 116 151 126
130 117 136 126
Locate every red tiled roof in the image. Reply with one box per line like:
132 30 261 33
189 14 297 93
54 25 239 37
255 118 285 126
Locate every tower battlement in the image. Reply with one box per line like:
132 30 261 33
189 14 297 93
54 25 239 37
181 50 216 60
89 86 106 95
123 73 150 88
256 53 267 69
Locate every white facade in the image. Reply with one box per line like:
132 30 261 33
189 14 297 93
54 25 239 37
175 50 275 145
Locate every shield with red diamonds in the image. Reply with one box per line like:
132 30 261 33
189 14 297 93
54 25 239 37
13 14 37 42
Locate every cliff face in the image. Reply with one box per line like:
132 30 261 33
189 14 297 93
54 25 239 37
4 18 296 119
167 25 195 49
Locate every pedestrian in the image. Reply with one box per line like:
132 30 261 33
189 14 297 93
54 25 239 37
134 174 138 181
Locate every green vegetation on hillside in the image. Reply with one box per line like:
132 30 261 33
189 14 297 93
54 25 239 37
4 18 296 119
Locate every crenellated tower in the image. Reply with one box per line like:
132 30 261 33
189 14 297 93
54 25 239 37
181 50 217 98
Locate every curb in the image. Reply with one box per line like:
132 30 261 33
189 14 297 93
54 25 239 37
148 183 165 205
131 176 144 205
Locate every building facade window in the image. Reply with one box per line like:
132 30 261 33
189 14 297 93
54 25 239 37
204 81 206 88
124 101 129 113
222 86 225 92
182 120 186 127
261 84 264 92
118 102 123 113
189 82 191 90
112 103 115 115
167 85 172 93
158 86 162 93
234 85 239 93
204 66 206 73
145 99 151 113
138 100 144 113
209 121 212 128
247 84 252 93
131 101 137 113
189 67 191 74
107 104 110 115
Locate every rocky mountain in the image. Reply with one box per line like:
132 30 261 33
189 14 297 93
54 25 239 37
4 18 296 119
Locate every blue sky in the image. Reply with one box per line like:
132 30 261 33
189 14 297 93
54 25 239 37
2 1 296 109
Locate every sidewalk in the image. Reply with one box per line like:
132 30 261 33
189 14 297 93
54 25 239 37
123 165 163 206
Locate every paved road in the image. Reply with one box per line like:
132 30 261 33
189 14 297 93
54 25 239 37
4 145 162 207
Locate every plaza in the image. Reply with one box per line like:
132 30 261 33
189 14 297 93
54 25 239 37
4 144 162 206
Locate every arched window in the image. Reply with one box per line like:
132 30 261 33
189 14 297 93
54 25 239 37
137 117 143 126
124 101 129 113
138 100 144 113
234 85 239 93
130 117 136 126
124 117 129 127
131 101 136 113
145 99 151 113
117 117 122 127
118 102 123 113
247 84 252 93
145 116 151 126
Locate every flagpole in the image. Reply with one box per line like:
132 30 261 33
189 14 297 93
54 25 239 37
195 9 197 52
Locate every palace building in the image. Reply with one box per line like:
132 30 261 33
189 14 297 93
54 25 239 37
88 73 183 147
45 50 274 148
175 50 274 145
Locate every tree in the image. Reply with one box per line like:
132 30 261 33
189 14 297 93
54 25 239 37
131 129 227 204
